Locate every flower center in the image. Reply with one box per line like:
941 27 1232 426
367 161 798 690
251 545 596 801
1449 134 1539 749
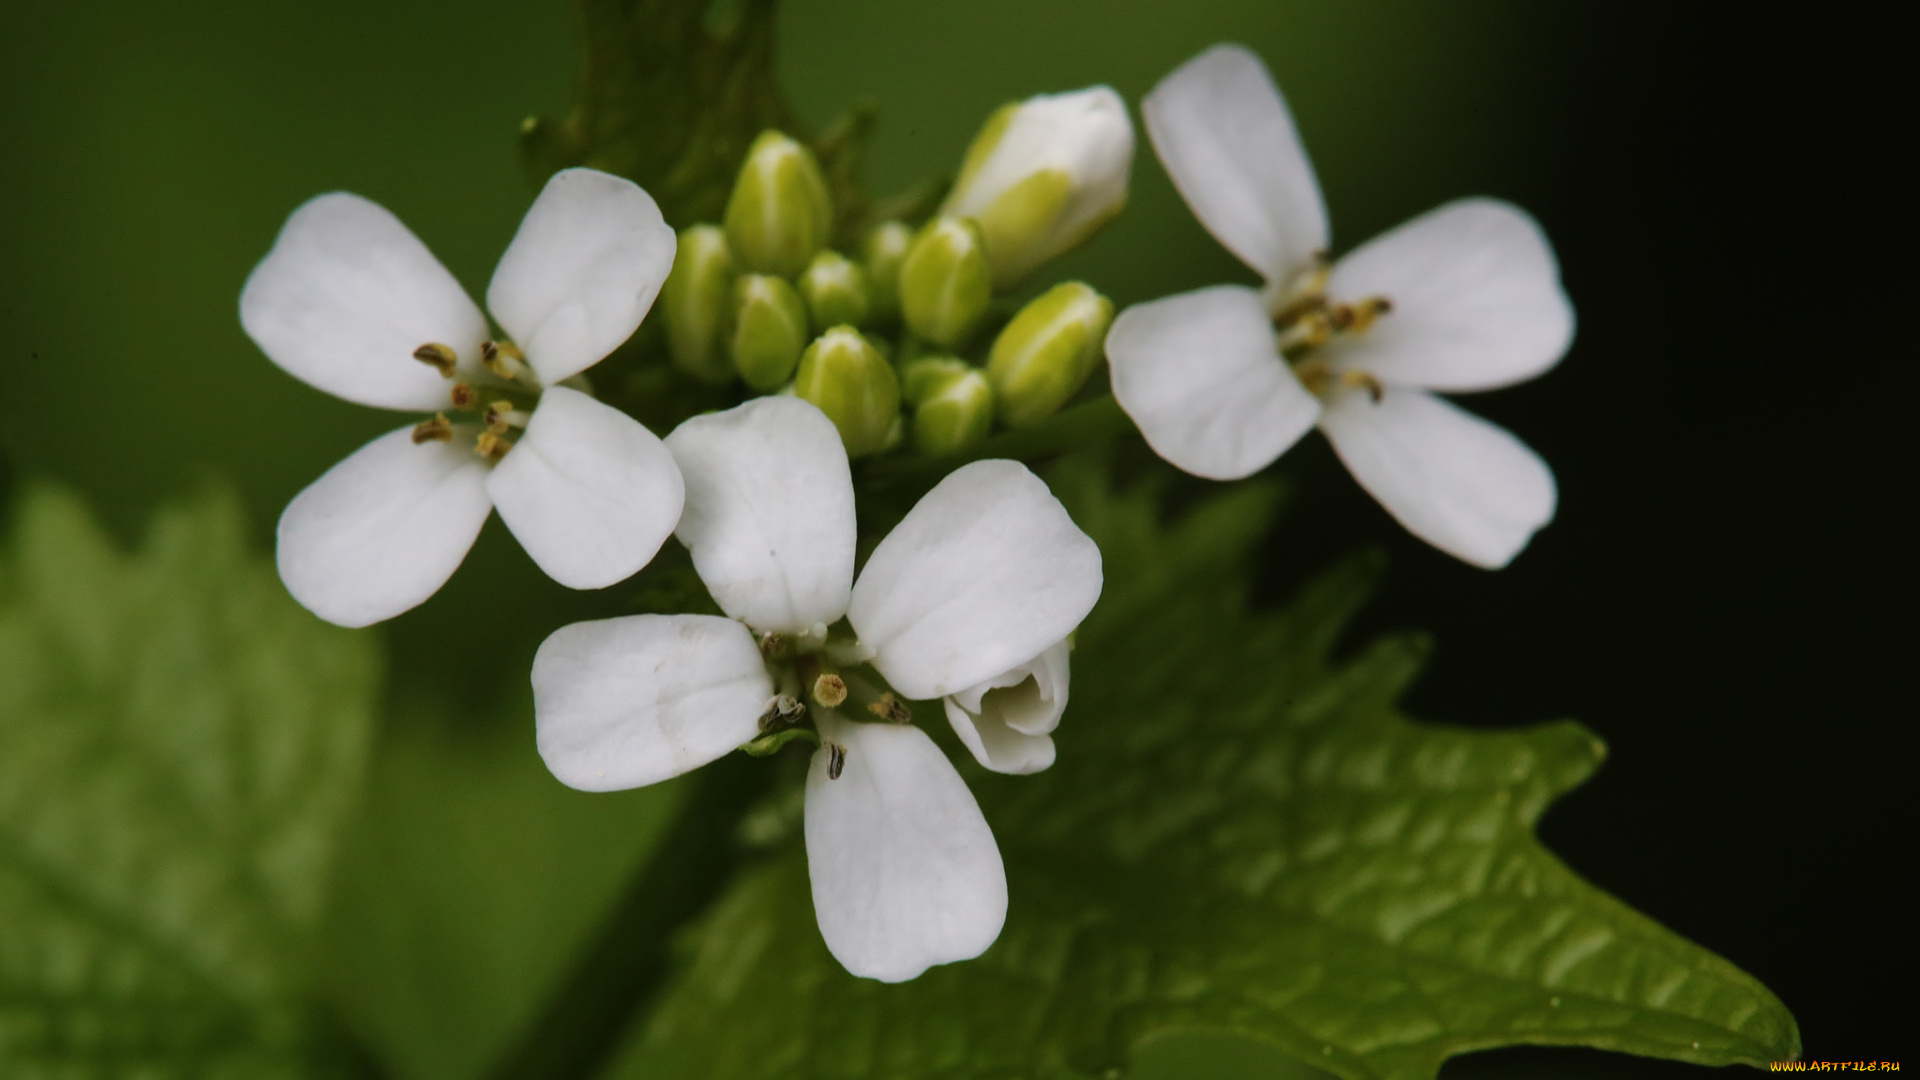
1267 258 1392 402
409 340 543 461
744 628 915 773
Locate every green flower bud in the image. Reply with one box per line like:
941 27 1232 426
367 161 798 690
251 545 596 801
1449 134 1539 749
985 281 1113 428
793 326 900 459
901 358 993 457
797 250 871 332
724 130 834 279
943 86 1134 289
730 274 811 392
899 217 991 349
862 220 913 321
661 225 736 384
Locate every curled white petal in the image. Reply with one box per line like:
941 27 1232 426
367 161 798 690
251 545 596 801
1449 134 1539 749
1319 387 1556 569
1107 285 1320 480
804 712 1006 982
486 168 676 386
275 425 492 627
488 386 683 590
1326 198 1575 393
665 397 856 636
241 193 487 410
848 461 1101 701
944 638 1071 775
532 614 771 792
1144 43 1328 282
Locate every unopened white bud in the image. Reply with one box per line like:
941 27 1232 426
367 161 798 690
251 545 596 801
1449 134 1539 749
942 86 1134 289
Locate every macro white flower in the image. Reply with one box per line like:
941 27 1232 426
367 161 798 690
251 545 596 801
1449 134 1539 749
241 168 684 627
531 396 1102 981
1106 45 1574 569
942 85 1136 288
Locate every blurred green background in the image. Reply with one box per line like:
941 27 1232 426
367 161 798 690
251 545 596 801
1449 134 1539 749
1 1 1580 1077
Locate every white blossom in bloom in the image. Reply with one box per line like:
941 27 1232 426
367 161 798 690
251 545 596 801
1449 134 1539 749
1106 45 1574 568
241 168 684 626
531 397 1102 981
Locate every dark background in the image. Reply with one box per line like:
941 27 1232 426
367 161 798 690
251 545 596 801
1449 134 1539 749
1261 6 1909 1075
1 0 1905 1075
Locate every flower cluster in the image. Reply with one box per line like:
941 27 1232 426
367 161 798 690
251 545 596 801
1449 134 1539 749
238 42 1575 981
662 88 1135 461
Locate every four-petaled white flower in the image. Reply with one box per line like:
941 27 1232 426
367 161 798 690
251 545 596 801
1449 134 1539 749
1106 44 1575 568
531 396 1102 982
242 167 685 627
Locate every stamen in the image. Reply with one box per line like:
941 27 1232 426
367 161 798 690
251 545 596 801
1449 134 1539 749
413 343 458 377
411 413 453 443
475 431 514 462
1276 312 1333 352
1331 296 1393 335
450 382 477 409
759 632 792 661
1340 370 1386 403
867 692 911 724
757 693 806 734
480 340 530 382
826 742 847 780
812 673 848 709
1291 358 1332 396
484 400 530 434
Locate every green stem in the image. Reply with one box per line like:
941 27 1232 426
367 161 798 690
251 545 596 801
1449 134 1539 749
859 394 1132 490
479 752 776 1080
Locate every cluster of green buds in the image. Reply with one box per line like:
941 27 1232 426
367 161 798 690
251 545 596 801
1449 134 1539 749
660 86 1133 461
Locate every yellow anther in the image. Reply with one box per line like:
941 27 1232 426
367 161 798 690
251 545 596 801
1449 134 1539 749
413 343 458 377
411 413 453 443
475 430 514 462
812 672 848 709
758 632 791 660
1331 296 1393 336
1292 357 1332 396
450 382 477 409
1339 369 1386 403
484 400 518 434
867 692 911 724
1276 311 1333 352
480 340 529 381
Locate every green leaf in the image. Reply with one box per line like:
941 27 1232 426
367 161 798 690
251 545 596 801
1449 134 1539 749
0 484 382 1077
607 457 1799 1080
523 0 801 226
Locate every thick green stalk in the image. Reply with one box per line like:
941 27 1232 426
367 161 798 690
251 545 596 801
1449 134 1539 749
480 752 775 1080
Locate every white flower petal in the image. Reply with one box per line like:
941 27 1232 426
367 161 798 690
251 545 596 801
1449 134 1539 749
804 712 1006 982
275 425 492 627
945 638 1070 775
1107 285 1320 480
848 461 1101 701
1325 199 1574 393
487 386 684 590
240 193 487 410
1143 43 1328 282
486 168 677 386
532 614 772 792
664 398 857 636
1319 387 1556 569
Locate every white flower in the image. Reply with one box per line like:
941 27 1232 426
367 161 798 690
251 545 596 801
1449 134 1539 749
531 397 1102 981
241 168 684 626
1106 45 1574 569
943 85 1136 288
